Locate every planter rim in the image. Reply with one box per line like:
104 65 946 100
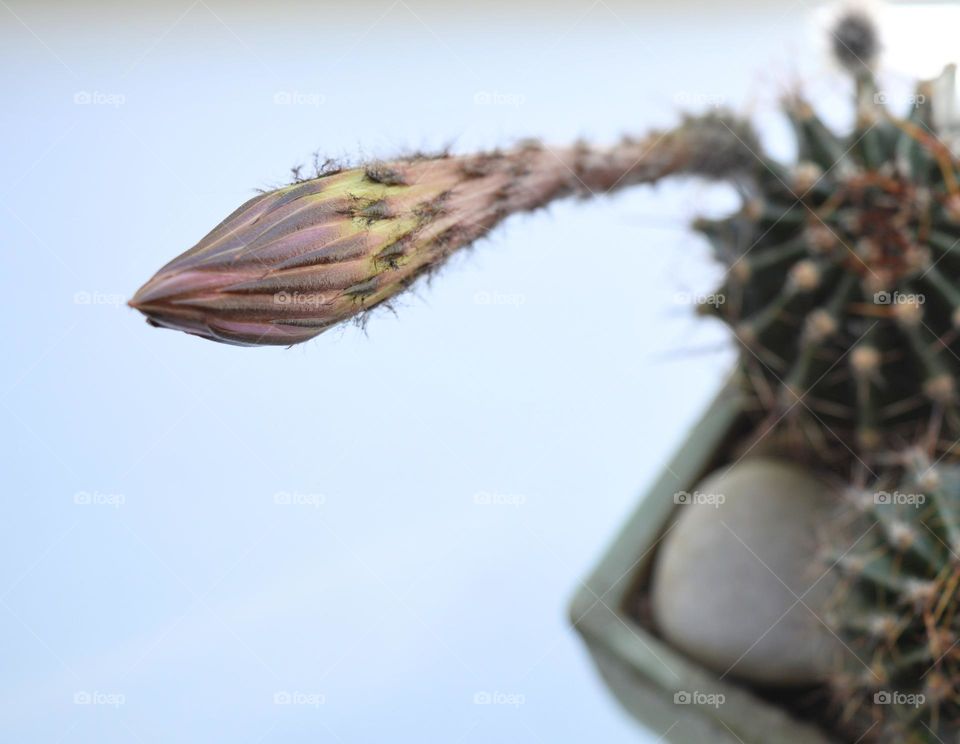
570 382 836 744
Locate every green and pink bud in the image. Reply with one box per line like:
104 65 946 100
130 115 757 346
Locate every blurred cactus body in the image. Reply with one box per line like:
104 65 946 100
825 450 960 741
694 26 960 453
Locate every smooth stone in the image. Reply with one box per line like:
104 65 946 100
651 457 841 686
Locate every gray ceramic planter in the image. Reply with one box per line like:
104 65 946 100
570 385 836 744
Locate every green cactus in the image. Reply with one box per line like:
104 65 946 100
695 55 960 454
823 447 960 742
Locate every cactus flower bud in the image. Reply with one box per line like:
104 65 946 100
131 115 757 346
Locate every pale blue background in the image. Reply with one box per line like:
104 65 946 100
1 2 950 742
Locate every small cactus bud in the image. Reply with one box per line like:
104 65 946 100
856 428 881 451
743 198 765 221
925 672 952 703
789 259 822 292
916 466 941 493
945 193 960 223
804 309 838 342
805 223 837 253
831 9 880 74
902 578 937 607
845 486 876 512
777 382 804 410
924 374 955 404
891 297 923 327
883 520 916 551
866 613 899 639
734 322 758 347
730 260 751 284
850 345 881 378
792 161 824 194
838 553 868 576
